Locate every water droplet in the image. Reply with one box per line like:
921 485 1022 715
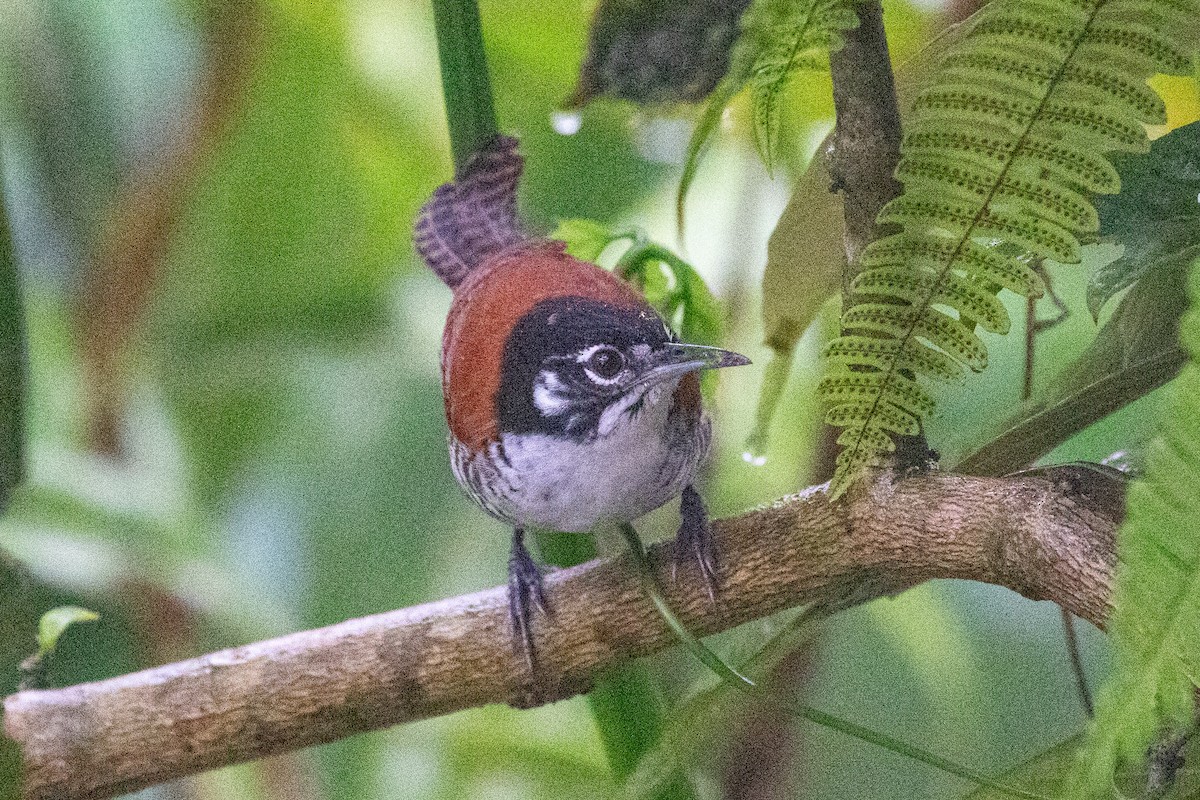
551 111 582 136
742 432 768 467
741 450 768 467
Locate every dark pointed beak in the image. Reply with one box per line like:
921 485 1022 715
642 343 751 387
662 343 751 370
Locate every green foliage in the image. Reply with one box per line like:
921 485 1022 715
0 158 23 511
747 0 857 171
1070 255 1200 796
550 221 725 348
819 0 1200 497
35 605 98 656
676 0 859 223
955 262 1188 476
1089 121 1200 317
152 17 423 505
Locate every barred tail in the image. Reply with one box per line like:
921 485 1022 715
414 134 526 289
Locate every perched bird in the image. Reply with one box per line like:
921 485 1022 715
414 135 748 669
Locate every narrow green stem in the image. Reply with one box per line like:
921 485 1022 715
0 153 26 513
536 531 696 800
431 0 499 175
617 524 1051 800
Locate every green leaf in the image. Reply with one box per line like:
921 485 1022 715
36 606 99 657
676 77 743 233
761 149 845 354
821 0 1200 497
551 218 621 263
749 0 858 172
671 257 724 347
1089 120 1200 318
1069 254 1200 797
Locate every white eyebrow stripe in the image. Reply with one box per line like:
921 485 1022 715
575 344 607 363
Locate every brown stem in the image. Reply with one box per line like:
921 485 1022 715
828 0 902 286
75 0 262 456
826 1 930 471
5 467 1121 800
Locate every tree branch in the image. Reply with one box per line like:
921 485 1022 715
4 467 1122 800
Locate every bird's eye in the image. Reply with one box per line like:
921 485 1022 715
585 347 625 382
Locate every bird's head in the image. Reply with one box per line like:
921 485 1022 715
495 296 748 440
440 242 749 450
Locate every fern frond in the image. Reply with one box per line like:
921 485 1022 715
676 0 858 226
1068 257 1200 797
820 0 1200 497
749 0 858 171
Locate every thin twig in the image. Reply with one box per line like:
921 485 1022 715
618 525 1050 800
1020 270 1093 718
1060 611 1094 717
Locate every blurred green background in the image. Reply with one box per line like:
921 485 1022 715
0 0 1194 798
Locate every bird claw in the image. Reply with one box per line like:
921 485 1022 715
673 485 718 604
508 529 549 673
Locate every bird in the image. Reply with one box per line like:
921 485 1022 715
414 134 749 670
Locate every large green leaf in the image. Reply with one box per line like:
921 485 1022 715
1070 254 1200 796
1089 121 1200 318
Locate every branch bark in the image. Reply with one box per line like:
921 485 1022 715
827 0 903 289
5 467 1122 800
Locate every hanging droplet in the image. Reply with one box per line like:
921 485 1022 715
740 348 794 469
741 443 768 468
551 111 582 136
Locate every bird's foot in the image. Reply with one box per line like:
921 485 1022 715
507 528 549 674
672 484 718 603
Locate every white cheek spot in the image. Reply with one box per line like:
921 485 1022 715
533 371 569 417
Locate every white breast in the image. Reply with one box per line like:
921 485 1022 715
451 382 710 532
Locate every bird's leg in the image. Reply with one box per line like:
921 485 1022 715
673 484 718 603
507 527 549 672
